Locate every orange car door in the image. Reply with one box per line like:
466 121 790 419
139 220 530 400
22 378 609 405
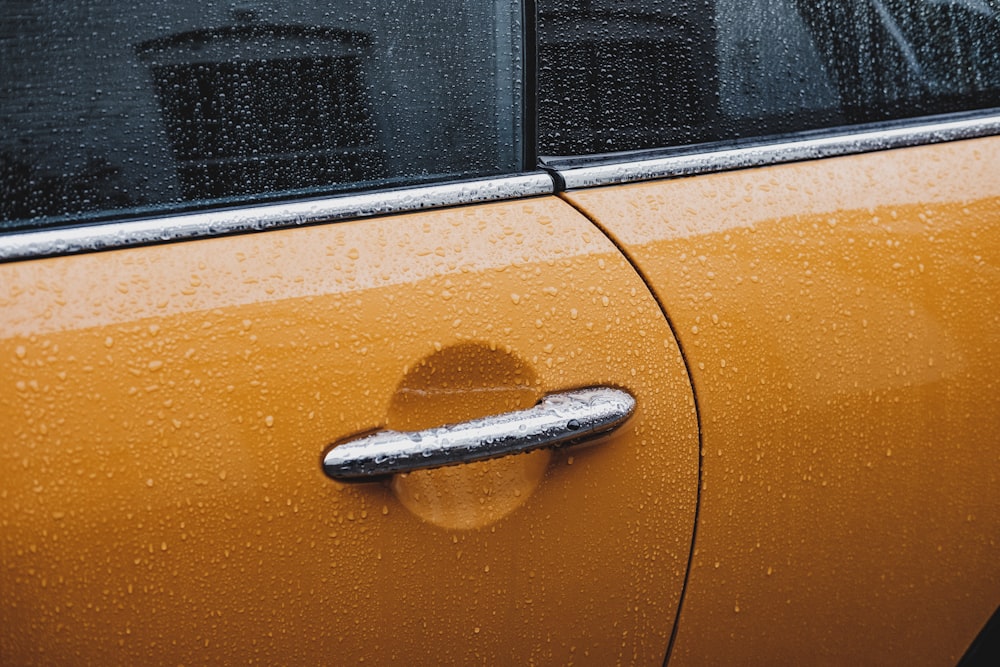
0 193 700 665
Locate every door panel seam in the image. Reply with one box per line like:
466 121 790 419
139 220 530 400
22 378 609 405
553 191 704 667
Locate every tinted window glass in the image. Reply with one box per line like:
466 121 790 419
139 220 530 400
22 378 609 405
537 1 719 154
1 1 523 230
538 0 1000 156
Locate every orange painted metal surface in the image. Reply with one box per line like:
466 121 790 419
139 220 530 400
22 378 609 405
566 137 1000 665
0 197 698 664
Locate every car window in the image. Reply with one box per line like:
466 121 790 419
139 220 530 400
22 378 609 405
537 0 1000 156
1 0 524 230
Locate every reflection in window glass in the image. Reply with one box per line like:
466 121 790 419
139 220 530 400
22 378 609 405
538 0 1000 157
795 0 1000 121
138 26 386 201
1 1 523 229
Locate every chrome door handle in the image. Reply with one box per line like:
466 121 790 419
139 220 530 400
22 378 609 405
323 387 636 481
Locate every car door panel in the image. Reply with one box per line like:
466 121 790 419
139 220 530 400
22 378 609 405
562 137 1000 665
0 196 699 664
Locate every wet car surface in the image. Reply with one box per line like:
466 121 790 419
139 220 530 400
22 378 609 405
2 1 999 664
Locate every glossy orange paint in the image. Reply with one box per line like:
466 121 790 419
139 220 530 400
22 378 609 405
0 197 699 663
566 137 1000 665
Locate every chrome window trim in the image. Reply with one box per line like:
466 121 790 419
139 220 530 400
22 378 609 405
547 111 1000 190
0 173 553 262
6 113 1000 262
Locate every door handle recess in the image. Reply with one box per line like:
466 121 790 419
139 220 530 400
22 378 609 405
323 387 636 481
